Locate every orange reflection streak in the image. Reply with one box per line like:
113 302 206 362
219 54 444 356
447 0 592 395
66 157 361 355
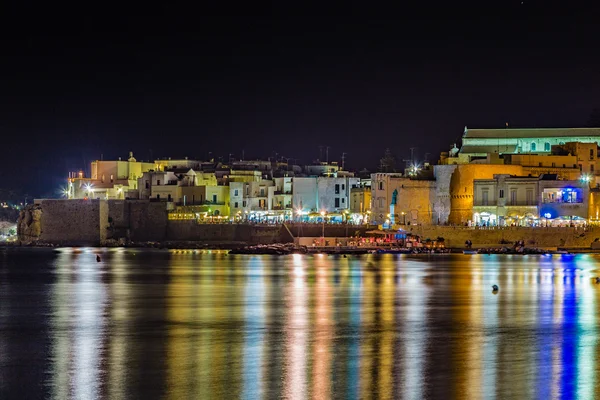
378 265 395 400
165 256 197 399
451 256 482 399
359 266 375 400
311 263 332 399
284 259 308 399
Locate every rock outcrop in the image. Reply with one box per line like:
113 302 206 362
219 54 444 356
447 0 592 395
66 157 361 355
17 204 42 243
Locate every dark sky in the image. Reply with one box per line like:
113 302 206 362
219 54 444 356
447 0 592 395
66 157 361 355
1 2 599 196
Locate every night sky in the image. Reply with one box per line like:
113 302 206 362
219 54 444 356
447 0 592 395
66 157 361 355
1 3 599 197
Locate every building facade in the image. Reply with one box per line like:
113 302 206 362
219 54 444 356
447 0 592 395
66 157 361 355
371 173 436 225
68 152 156 200
473 174 589 226
460 127 600 159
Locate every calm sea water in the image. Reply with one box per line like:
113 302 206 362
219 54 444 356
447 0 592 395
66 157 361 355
0 248 599 399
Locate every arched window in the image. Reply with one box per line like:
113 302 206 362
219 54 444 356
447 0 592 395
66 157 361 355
544 142 550 151
531 142 536 151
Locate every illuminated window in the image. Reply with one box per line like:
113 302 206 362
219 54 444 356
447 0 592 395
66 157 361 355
544 142 550 151
531 142 536 151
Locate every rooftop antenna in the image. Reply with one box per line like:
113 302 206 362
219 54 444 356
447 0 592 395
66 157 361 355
242 149 245 161
341 152 347 170
229 153 234 163
319 145 323 162
326 146 330 163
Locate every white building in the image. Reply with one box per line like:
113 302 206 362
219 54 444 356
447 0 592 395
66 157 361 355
292 176 360 220
229 180 277 221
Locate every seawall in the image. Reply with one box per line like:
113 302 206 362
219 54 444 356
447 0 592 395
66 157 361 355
406 225 598 248
19 200 372 245
19 200 600 248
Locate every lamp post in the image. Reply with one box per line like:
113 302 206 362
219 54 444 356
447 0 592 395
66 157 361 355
401 211 406 225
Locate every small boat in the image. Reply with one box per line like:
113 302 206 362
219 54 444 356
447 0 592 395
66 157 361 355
463 250 478 254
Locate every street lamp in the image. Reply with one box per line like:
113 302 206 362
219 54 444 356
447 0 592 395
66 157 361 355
401 211 406 225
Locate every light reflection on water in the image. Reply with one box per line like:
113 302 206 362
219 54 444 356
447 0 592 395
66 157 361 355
0 250 600 399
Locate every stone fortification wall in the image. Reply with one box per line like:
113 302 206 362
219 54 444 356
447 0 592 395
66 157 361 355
20 199 169 245
285 224 371 239
408 225 598 248
38 199 108 245
445 164 524 224
127 201 168 242
163 223 371 244
165 222 282 244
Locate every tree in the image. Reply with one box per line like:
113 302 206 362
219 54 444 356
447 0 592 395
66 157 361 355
379 148 396 173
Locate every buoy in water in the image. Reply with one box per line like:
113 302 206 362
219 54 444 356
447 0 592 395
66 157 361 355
96 255 101 262
492 284 499 291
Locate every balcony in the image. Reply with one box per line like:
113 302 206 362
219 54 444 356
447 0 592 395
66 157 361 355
274 190 292 195
272 204 292 210
506 201 538 206
473 201 497 206
177 200 225 206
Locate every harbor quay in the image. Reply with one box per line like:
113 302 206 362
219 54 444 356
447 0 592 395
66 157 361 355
15 199 600 250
